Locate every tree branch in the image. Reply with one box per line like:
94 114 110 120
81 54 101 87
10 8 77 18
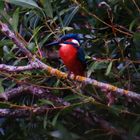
0 21 139 101
0 62 140 101
0 106 67 118
0 106 139 140
0 85 70 107
0 21 33 60
0 63 40 72
0 84 139 139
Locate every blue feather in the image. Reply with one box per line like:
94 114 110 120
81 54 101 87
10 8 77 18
60 33 80 42
77 47 86 65
46 33 80 47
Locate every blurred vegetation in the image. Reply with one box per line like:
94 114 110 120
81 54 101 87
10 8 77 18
0 0 140 140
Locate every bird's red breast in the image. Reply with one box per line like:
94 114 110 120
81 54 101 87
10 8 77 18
59 43 85 76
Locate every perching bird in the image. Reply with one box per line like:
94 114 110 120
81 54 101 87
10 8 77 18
47 33 86 76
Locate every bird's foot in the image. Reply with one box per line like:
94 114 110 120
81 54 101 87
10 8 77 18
67 72 77 87
67 72 76 79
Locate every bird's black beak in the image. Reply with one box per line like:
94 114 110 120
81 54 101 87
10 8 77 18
46 41 60 47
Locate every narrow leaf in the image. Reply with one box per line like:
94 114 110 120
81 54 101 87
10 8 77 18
105 61 113 76
63 6 79 26
0 79 4 93
12 8 19 32
5 0 41 9
52 112 61 126
40 0 53 18
39 99 54 107
0 1 4 11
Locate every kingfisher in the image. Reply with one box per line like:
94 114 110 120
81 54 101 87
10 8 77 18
47 33 86 76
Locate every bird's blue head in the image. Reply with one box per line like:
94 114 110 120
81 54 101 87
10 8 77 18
46 33 80 47
60 33 80 43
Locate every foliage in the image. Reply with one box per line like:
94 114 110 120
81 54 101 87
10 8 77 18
0 0 140 140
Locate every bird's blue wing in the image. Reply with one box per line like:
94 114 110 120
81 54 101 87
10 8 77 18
77 47 86 65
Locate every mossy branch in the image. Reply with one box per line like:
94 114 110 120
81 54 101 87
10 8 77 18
0 21 139 101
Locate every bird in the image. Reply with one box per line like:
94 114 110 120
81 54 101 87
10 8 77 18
46 33 86 77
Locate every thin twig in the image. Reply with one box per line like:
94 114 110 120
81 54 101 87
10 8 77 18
72 0 133 37
132 0 140 13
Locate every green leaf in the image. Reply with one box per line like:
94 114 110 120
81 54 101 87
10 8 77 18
92 61 108 70
129 18 138 31
32 26 44 41
43 112 48 129
63 94 80 102
27 42 35 51
12 8 20 32
5 0 41 9
0 8 11 24
0 40 13 47
0 1 4 11
52 8 73 23
105 61 113 76
0 102 11 108
40 0 53 18
87 61 108 76
131 122 140 136
52 112 61 126
63 6 79 27
133 32 140 48
39 99 54 107
61 27 73 32
0 79 4 93
40 32 54 46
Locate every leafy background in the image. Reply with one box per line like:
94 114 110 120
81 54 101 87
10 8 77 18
0 0 140 140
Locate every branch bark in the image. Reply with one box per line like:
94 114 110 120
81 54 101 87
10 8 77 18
0 21 33 60
0 63 40 72
0 85 70 107
0 21 139 101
